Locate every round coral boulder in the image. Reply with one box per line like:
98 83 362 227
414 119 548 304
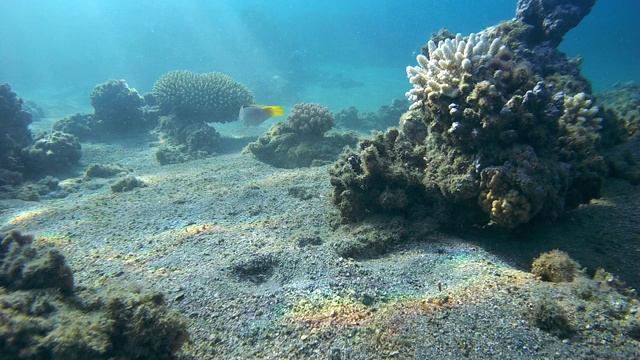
531 250 580 283
23 131 82 176
90 79 145 132
287 103 335 138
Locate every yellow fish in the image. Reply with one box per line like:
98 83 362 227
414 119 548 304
238 105 284 126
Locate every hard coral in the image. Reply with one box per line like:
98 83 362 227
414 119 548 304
556 92 608 206
245 123 359 169
0 83 32 181
52 113 96 141
152 70 251 160
154 115 221 163
531 249 579 283
0 231 188 359
0 231 74 293
330 0 617 229
90 79 145 132
153 70 253 123
479 171 533 229
246 103 358 168
23 131 82 177
287 103 335 138
406 33 509 111
52 80 156 142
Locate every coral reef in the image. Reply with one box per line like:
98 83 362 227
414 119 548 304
335 99 409 132
0 231 188 359
52 80 156 141
90 79 146 132
152 70 253 123
0 83 32 185
330 129 433 223
1 85 81 191
330 0 620 228
23 131 82 177
151 70 251 160
245 103 359 168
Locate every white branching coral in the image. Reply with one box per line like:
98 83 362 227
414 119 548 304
405 33 507 110
558 92 602 132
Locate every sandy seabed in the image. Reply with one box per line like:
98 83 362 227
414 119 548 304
2 114 640 359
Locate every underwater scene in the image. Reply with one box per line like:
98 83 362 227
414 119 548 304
1 0 640 359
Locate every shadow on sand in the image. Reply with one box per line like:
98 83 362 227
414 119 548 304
453 179 640 289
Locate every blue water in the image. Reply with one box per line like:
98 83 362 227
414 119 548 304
1 0 638 112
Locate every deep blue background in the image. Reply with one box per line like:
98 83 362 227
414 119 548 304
0 0 638 107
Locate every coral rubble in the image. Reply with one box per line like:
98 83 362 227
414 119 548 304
0 231 74 293
110 176 146 193
526 252 640 343
84 163 130 179
246 103 359 168
0 231 188 359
